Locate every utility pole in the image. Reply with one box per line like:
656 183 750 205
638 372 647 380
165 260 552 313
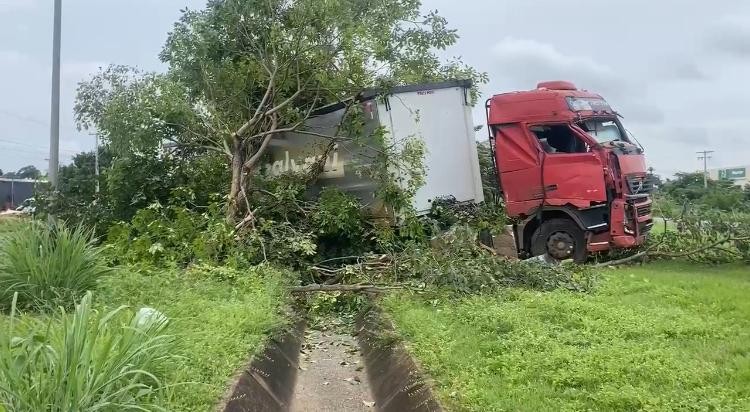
696 150 714 189
94 134 100 193
48 0 62 189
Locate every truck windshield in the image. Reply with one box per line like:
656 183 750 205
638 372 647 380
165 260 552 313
578 120 625 143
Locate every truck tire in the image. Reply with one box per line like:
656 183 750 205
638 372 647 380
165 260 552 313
530 218 587 263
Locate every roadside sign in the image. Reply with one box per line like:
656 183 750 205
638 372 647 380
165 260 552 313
718 167 746 180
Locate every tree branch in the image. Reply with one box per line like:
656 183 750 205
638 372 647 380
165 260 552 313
290 284 404 294
242 113 279 171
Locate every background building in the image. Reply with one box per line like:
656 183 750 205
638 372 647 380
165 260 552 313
0 178 38 210
708 166 749 187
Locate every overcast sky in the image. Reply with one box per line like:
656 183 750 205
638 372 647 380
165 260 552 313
1 0 749 177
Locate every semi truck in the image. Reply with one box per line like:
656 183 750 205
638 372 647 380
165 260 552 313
267 79 653 262
487 80 653 262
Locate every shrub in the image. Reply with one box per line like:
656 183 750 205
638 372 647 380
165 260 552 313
0 292 174 411
0 221 111 310
106 202 240 267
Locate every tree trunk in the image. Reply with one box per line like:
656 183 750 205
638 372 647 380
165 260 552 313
227 135 245 222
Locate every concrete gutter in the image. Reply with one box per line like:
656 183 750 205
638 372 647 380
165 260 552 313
355 304 443 412
219 319 306 412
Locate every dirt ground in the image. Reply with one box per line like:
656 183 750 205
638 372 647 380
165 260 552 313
289 325 375 411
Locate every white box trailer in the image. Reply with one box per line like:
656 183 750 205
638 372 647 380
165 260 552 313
264 80 484 216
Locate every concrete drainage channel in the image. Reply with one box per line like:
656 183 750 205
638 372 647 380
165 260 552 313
220 303 442 412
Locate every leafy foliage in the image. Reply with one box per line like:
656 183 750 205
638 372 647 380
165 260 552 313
476 141 502 205
0 292 174 411
75 65 200 157
647 208 750 264
32 150 113 232
387 226 596 294
0 221 111 311
425 196 507 237
106 202 239 267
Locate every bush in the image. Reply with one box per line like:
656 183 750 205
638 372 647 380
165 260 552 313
106 202 240 267
0 292 174 411
0 221 111 310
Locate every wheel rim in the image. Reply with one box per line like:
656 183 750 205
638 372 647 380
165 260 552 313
546 231 575 260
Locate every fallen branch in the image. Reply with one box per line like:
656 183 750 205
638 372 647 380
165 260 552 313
595 235 750 267
653 235 750 259
594 251 648 267
478 243 497 255
290 284 403 294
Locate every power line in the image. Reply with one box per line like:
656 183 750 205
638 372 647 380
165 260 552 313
0 145 51 158
0 110 48 128
0 138 79 154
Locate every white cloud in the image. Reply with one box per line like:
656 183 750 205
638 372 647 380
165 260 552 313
491 37 614 80
487 37 663 125
491 38 617 87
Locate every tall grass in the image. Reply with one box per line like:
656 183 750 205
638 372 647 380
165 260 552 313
0 217 24 235
0 292 175 411
0 221 111 310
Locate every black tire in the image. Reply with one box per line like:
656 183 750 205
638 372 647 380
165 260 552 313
530 218 587 263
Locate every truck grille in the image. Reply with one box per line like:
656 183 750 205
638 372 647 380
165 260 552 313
636 203 651 218
627 175 654 195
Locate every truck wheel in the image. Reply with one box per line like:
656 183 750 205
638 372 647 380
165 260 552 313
530 218 587 263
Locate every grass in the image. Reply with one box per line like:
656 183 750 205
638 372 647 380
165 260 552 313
1 292 174 411
96 264 291 411
0 221 110 310
383 262 750 411
0 219 291 411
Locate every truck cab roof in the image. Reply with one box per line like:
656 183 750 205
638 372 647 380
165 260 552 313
487 81 617 125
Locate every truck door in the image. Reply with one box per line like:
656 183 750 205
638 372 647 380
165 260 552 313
493 124 543 216
529 124 607 208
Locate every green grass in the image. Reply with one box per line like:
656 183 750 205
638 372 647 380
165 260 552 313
0 221 111 310
383 262 750 411
0 219 291 411
0 262 290 411
1 293 174 411
96 265 291 411
0 217 23 235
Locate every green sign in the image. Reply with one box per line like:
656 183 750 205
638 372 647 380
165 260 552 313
718 167 747 180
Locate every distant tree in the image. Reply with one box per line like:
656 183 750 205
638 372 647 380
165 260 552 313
0 168 3 176
661 172 747 211
646 166 663 187
14 165 41 180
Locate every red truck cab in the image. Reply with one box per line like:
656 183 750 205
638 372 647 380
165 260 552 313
486 81 653 262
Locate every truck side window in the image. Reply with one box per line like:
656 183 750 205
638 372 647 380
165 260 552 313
529 125 588 154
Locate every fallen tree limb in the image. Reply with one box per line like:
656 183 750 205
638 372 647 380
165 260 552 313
290 284 403 294
594 235 750 267
594 251 649 267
